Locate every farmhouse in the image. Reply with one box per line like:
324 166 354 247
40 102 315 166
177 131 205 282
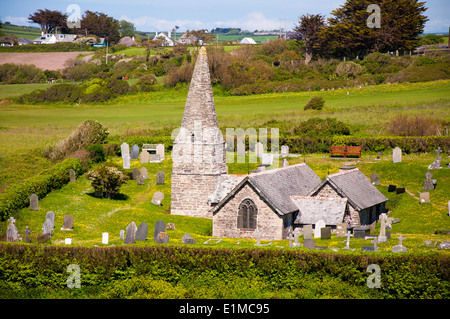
153 32 175 46
33 33 77 44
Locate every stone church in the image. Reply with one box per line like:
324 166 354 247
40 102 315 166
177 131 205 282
170 47 388 240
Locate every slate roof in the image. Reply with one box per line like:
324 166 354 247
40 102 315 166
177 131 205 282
208 175 245 204
309 168 388 211
211 163 321 215
291 196 347 225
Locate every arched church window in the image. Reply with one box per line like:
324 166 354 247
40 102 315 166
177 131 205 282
237 198 257 230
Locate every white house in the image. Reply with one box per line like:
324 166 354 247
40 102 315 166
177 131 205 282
33 32 77 44
239 37 257 45
153 32 175 46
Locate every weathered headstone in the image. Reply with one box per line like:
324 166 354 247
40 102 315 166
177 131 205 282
336 223 347 237
281 145 289 158
422 171 434 191
140 167 148 180
61 215 74 231
123 154 130 169
140 150 150 164
343 231 354 250
130 145 139 160
124 221 137 244
121 142 130 158
378 213 388 243
303 239 315 250
392 234 408 252
388 184 397 192
254 229 262 246
153 220 165 241
149 154 161 163
321 227 331 239
428 148 443 169
42 218 53 237
155 232 169 244
370 174 380 186
156 171 165 185
303 224 313 240
6 217 19 242
419 192 430 204
156 144 165 160
135 222 148 241
102 232 109 244
182 233 195 245
132 167 141 180
151 191 164 205
136 175 145 185
30 193 39 211
392 147 402 163
293 228 302 247
119 229 125 240
69 169 76 183
46 211 55 230
23 226 32 243
314 220 325 238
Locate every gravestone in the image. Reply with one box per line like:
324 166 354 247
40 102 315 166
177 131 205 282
254 229 262 246
392 234 408 252
293 228 302 247
121 142 130 158
392 147 402 163
46 211 55 230
343 231 354 250
378 213 388 243
361 236 378 251
135 222 148 241
288 231 295 247
132 167 141 180
124 221 137 244
136 175 145 185
336 223 347 237
388 184 397 192
140 167 148 180
321 227 331 239
419 192 430 204
69 169 76 183
255 142 264 158
23 226 32 243
428 147 443 169
151 191 164 206
102 232 109 244
42 218 53 237
422 171 434 191
303 224 313 240
237 142 246 157
303 239 315 250
166 223 175 230
6 217 19 242
281 145 289 158
153 220 165 241
140 150 150 164
65 238 72 245
182 233 195 245
119 229 125 240
370 174 380 186
156 144 165 160
261 153 274 166
61 215 74 230
354 226 371 239
282 158 289 167
314 220 325 238
156 171 165 185
149 154 161 163
130 145 139 160
155 232 169 244
123 154 130 169
30 193 39 211
396 187 405 194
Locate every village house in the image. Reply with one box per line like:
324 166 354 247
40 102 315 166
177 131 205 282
33 32 77 44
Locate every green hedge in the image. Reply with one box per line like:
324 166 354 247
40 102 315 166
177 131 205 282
0 244 448 299
0 158 84 221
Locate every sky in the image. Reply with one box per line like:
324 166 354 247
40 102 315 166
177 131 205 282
1 0 449 33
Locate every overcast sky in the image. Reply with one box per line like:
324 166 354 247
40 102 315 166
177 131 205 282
2 0 449 33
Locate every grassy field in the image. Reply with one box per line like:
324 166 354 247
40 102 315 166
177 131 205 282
1 24 41 40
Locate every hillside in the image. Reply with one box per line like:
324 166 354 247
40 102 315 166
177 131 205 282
1 23 41 39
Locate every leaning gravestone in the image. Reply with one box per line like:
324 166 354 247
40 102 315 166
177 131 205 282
45 211 55 230
140 167 148 180
135 222 148 241
392 147 402 163
6 217 19 242
124 221 137 244
336 223 347 237
370 174 380 186
153 220 165 241
70 169 76 183
140 150 150 164
132 167 141 180
422 171 434 191
314 220 326 238
419 192 430 204
130 145 140 160
151 191 164 205
61 215 74 231
30 193 39 211
156 171 165 185
303 224 313 240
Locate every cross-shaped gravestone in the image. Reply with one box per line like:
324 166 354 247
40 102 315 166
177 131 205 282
23 226 32 243
371 236 378 251
392 233 408 252
423 171 434 191
398 234 405 246
343 231 354 250
254 229 262 246
435 147 442 161
288 231 295 247
293 228 301 246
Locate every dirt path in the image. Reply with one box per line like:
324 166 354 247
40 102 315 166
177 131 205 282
0 52 92 71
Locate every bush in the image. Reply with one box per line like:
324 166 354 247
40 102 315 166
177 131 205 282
136 74 158 92
104 78 130 95
85 162 129 199
85 143 106 163
0 158 84 221
304 96 325 110
386 114 448 136
335 61 365 78
0 63 42 84
294 117 350 137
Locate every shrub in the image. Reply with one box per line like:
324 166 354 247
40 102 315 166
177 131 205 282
136 74 158 91
85 162 129 199
304 96 325 110
0 63 42 84
163 62 193 88
85 143 106 163
62 59 100 81
335 61 365 78
294 117 350 137
104 78 130 95
386 114 448 136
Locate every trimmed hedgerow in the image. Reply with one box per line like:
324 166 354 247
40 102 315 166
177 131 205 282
0 158 84 221
0 244 448 299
